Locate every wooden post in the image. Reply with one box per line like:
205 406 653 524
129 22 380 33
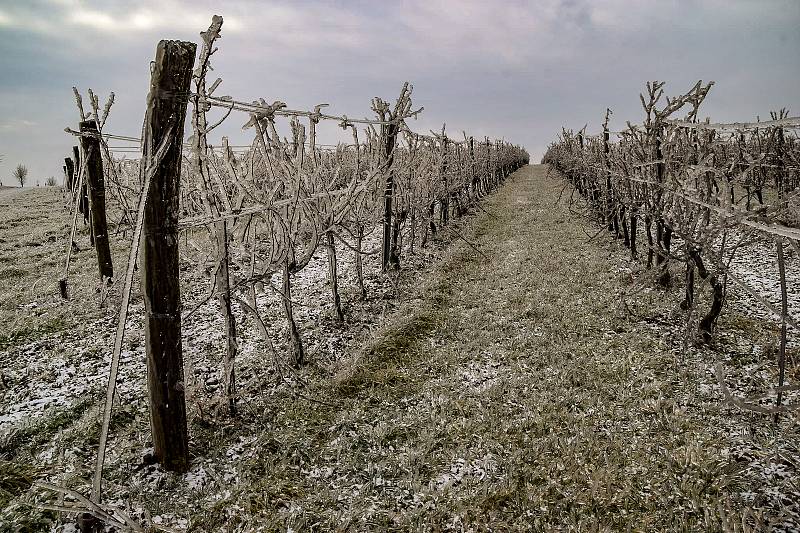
64 158 74 192
485 138 491 192
774 135 789 421
603 109 616 234
576 131 586 198
80 119 114 281
440 136 449 226
654 123 671 286
776 125 786 209
453 143 462 217
775 239 788 423
140 39 195 472
469 136 478 198
381 120 399 270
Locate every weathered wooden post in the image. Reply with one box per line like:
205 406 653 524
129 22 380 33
775 138 789 422
140 39 195 472
440 135 449 226
405 137 418 254
484 137 491 192
603 109 616 234
79 119 114 281
495 140 503 185
775 238 788 423
576 131 586 198
381 119 399 271
64 157 74 192
469 136 478 198
453 142 462 217
654 122 671 286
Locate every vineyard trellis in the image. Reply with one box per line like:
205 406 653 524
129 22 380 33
43 15 528 525
543 79 799 420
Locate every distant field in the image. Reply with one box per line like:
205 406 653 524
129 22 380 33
0 186 127 351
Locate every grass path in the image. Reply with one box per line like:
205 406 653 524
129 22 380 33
189 165 750 531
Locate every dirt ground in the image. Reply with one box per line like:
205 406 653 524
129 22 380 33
1 166 798 531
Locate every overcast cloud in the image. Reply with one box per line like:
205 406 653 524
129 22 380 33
0 0 797 184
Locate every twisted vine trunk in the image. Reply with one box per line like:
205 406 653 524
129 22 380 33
408 207 417 255
216 219 237 415
192 16 239 413
283 259 304 368
681 244 695 311
422 202 436 248
688 249 724 342
389 210 403 269
645 216 654 268
659 224 672 286
620 204 630 248
354 225 366 300
326 230 344 321
654 125 671 286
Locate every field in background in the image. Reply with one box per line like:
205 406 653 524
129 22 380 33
0 186 129 351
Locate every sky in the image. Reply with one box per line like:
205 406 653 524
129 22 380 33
0 0 798 185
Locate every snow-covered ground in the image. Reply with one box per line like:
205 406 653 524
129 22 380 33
0 227 408 434
1 218 460 528
725 235 800 341
1 185 798 530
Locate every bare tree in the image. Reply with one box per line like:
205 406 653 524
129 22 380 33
13 163 27 187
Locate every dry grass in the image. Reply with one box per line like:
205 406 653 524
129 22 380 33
2 166 797 531
0 187 128 347
160 166 791 530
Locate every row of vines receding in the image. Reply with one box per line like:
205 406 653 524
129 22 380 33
543 79 799 421
41 15 528 522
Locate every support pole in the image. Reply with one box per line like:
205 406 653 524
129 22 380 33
80 119 114 281
64 157 74 192
381 121 399 270
140 39 195 472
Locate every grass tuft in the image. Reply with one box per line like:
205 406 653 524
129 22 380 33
0 397 93 459
333 304 443 397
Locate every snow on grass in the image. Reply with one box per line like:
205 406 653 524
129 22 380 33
1 169 799 530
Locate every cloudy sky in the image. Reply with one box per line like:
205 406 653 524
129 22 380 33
0 0 797 185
